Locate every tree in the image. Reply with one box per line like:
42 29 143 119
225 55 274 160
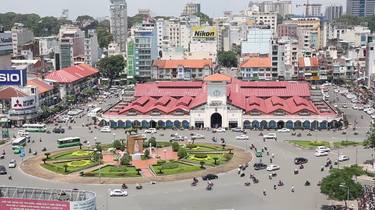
96 20 112 48
195 12 213 25
44 152 50 159
120 154 132 165
171 142 180 152
113 140 123 150
144 149 150 159
148 137 157 147
320 166 364 204
213 157 219 165
42 158 47 164
136 168 142 175
218 51 238 67
97 55 126 88
364 122 375 148
177 148 188 159
199 161 205 169
63 164 68 173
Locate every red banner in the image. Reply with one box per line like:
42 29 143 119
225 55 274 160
0 198 70 210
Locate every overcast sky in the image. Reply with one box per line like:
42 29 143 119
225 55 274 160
0 0 346 19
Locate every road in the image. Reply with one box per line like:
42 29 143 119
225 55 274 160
0 85 374 210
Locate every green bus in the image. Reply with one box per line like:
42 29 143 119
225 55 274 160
22 124 47 132
12 137 26 154
57 137 81 148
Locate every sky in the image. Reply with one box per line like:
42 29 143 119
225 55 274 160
0 0 346 19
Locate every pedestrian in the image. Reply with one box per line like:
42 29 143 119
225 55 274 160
266 151 269 156
270 158 273 163
291 186 294 192
271 153 274 158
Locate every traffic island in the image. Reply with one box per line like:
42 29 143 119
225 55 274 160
20 143 251 184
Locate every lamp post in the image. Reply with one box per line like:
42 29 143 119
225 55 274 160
112 133 116 142
94 137 97 144
339 183 350 209
94 148 102 184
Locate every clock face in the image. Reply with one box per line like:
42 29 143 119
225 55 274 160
213 90 221 97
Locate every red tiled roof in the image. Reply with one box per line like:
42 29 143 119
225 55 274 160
240 57 272 68
27 78 54 94
204 73 231 82
105 75 336 116
153 59 213 69
298 57 319 68
45 64 99 84
0 87 28 100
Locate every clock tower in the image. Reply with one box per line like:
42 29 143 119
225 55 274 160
204 73 231 106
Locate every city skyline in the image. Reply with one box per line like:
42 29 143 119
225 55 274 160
0 0 346 19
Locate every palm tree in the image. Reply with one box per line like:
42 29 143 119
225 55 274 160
44 152 50 159
136 168 141 175
42 158 47 164
63 164 68 173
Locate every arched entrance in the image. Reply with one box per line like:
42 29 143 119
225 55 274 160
277 121 285 129
150 120 157 128
211 113 222 128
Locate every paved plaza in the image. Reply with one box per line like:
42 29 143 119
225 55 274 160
0 86 374 210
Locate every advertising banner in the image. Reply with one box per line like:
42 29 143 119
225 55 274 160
70 196 96 210
0 69 27 86
191 26 217 39
0 198 70 210
11 96 37 110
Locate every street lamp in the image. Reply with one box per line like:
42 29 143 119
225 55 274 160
112 133 116 142
339 183 350 209
94 148 102 184
94 137 97 144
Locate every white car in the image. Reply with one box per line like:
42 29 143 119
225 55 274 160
315 146 331 153
8 159 16 168
235 135 249 140
277 128 290 133
263 133 277 140
314 151 329 157
232 127 244 132
109 189 128 197
100 126 111 133
266 165 280 171
213 128 226 133
17 130 29 137
338 155 349 162
144 128 157 134
191 134 205 140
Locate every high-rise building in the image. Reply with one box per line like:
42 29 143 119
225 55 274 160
241 27 273 55
257 1 292 17
110 0 128 52
11 23 34 56
306 4 322 16
181 2 201 16
324 5 343 21
84 29 99 67
127 22 157 80
58 25 85 69
347 0 375 17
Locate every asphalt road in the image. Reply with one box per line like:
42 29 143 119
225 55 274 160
0 85 374 210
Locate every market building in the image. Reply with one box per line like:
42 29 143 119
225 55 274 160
101 73 341 129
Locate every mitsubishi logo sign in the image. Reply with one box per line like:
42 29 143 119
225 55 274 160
13 99 22 108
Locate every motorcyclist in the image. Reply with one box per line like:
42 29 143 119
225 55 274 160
273 184 277 190
305 180 310 186
122 183 128 189
300 164 304 169
291 186 295 192
278 180 283 186
193 177 198 183
263 189 267 196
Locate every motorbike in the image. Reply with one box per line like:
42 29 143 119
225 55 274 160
307 133 312 136
244 182 251 186
299 165 304 169
273 185 277 190
278 181 284 186
297 133 302 137
304 181 311 186
206 183 214 190
122 184 128 189
136 184 142 190
294 169 299 175
0 154 4 159
252 178 259 184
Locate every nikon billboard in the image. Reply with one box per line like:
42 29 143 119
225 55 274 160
191 26 217 40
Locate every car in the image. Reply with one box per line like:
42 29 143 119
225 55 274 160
277 128 290 133
253 163 267 170
315 146 331 153
202 174 218 180
213 128 226 133
109 189 128 197
294 157 308 165
342 105 348 108
266 165 280 171
235 135 249 140
334 104 338 108
232 127 244 132
338 155 349 162
144 128 157 134
100 126 111 133
171 135 187 141
263 133 277 140
0 165 7 175
53 127 65 134
8 159 16 168
17 130 29 137
191 134 204 140
314 151 329 157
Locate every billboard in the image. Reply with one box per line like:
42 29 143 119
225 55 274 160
0 198 70 210
0 32 12 52
11 96 37 110
0 69 27 86
191 26 217 39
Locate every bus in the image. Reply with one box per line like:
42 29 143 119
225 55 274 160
87 107 102 117
57 137 81 148
12 137 26 154
22 124 47 132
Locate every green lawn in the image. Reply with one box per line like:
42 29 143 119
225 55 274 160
288 140 330 149
49 150 93 160
186 153 232 166
151 161 201 175
89 165 140 177
186 144 225 152
42 160 98 174
333 141 364 148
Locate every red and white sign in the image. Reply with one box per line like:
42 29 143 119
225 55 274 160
0 198 70 210
11 96 37 110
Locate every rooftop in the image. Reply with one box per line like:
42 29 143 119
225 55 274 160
45 64 99 84
27 78 54 94
240 57 272 68
204 73 231 82
0 87 27 100
153 59 213 69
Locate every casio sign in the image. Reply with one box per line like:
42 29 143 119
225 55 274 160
0 73 20 82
